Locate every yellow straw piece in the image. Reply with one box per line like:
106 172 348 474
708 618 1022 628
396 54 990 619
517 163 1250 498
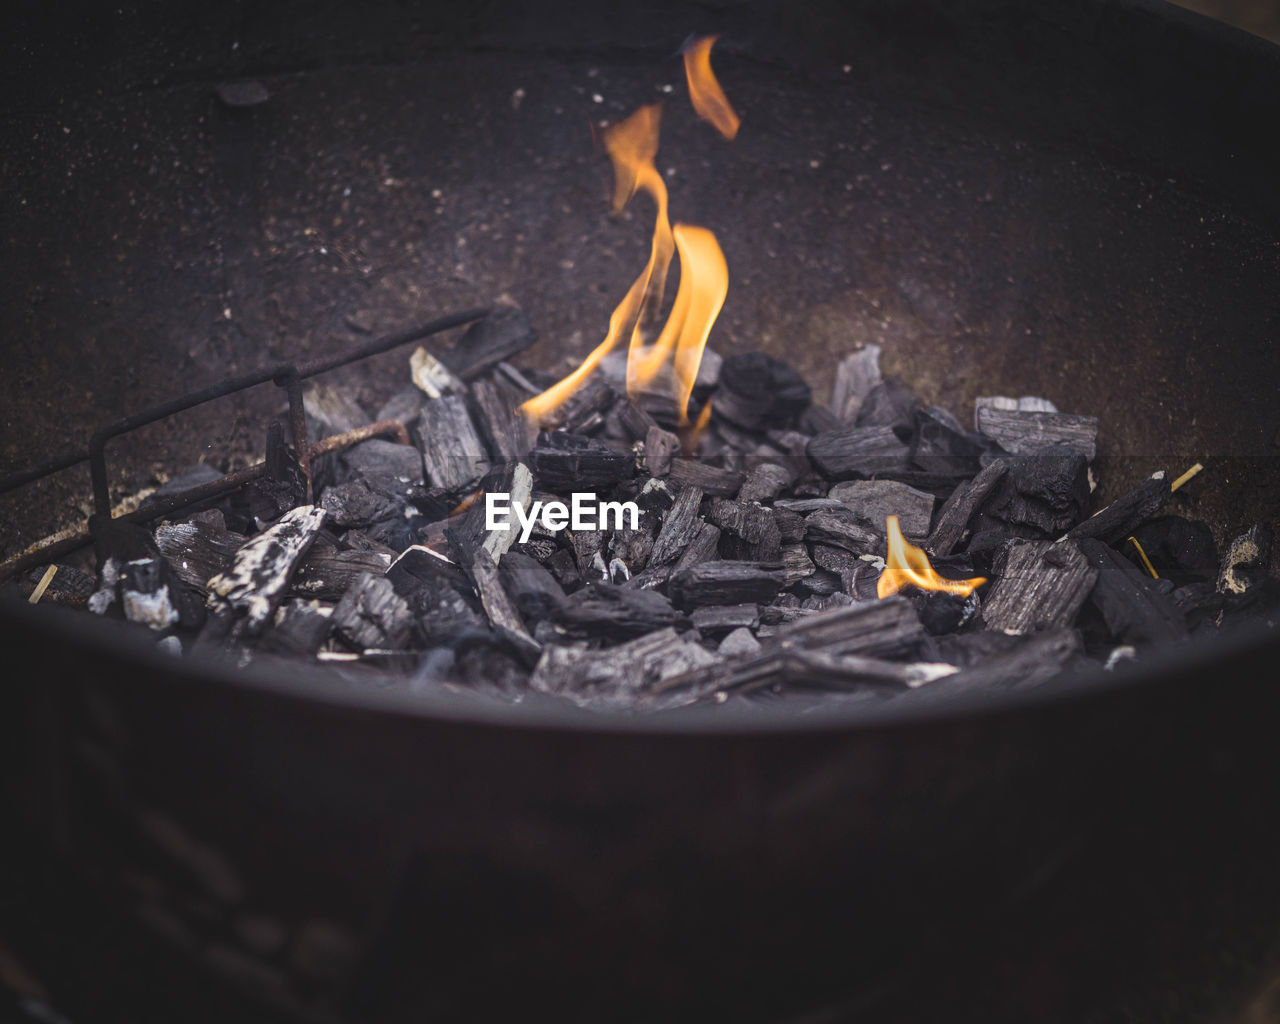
1127 536 1159 579
1171 463 1204 492
28 564 58 604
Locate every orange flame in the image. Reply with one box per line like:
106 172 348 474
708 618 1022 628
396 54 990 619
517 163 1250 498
520 105 676 425
683 35 740 140
877 516 987 600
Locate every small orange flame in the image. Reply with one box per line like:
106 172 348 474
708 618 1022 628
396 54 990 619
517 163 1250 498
683 35 740 140
877 516 987 600
682 397 714 454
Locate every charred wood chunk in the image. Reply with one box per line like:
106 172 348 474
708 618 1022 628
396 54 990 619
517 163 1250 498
854 379 920 430
470 377 535 462
926 459 1009 557
668 561 785 611
1128 516 1218 584
498 550 565 624
671 522 723 576
291 546 394 601
831 345 882 424
1217 524 1273 598
415 396 489 494
442 463 521 568
538 376 618 434
737 462 794 504
644 425 681 477
803 508 882 556
806 424 911 480
774 508 806 545
21 563 96 607
440 306 539 381
649 485 705 568
828 479 934 538
975 406 1098 459
907 589 979 635
774 497 841 514
709 498 782 561
304 384 370 440
719 627 762 657
909 406 993 480
233 420 307 524
386 544 469 595
617 401 659 443
376 383 425 425
795 567 842 597
331 572 414 651
567 526 605 580
155 509 243 589
205 505 327 639
1079 538 1188 645
117 553 202 631
667 458 745 497
406 576 486 645
610 522 655 575
945 629 1082 690
770 596 925 659
472 547 540 656
1066 472 1171 546
691 603 760 637
979 450 1090 537
714 352 812 430
542 548 582 590
550 582 684 641
981 539 1096 634
259 599 333 657
809 543 872 596
781 543 816 584
529 627 715 706
340 438 426 508
529 432 635 492
319 478 403 530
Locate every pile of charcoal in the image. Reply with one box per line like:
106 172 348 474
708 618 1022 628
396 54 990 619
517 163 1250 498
32 308 1278 711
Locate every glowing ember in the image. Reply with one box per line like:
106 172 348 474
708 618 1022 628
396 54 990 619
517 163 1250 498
877 515 987 599
682 35 740 140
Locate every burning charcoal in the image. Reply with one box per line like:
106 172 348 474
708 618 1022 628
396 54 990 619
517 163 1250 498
415 395 489 493
472 548 540 656
737 462 794 503
331 573 413 651
259 599 333 657
803 508 881 555
909 406 991 479
155 509 243 589
709 498 782 561
854 379 919 430
529 432 634 491
668 561 785 610
470 377 535 462
828 479 934 538
944 629 1082 690
1127 517 1218 584
205 506 327 639
975 406 1098 459
498 550 565 624
667 458 745 497
291 545 394 601
550 582 684 641
649 485 705 568
539 377 617 433
806 424 911 480
978 450 1090 537
410 347 466 398
319 478 403 530
830 345 882 423
613 401 659 443
781 544 816 584
1066 471 1171 545
771 596 925 659
1217 524 1273 598
981 539 1096 634
644 425 681 477
926 459 1009 557
1079 538 1188 645
718 627 761 657
907 589 980 636
713 352 812 430
691 603 760 637
439 306 538 381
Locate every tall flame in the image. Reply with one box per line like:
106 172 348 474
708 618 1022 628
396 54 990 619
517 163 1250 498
877 516 987 600
683 35 740 140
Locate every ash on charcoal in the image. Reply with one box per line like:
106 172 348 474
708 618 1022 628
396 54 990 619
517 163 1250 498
831 345 882 423
828 479 934 538
974 405 1098 459
1217 524 1273 598
410 347 466 399
291 544 393 601
331 573 413 651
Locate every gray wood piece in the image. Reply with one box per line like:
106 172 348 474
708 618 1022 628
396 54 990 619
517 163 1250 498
690 603 760 637
470 377 535 462
975 406 1098 459
529 627 715 706
737 462 794 503
415 395 489 493
472 547 539 654
668 561 786 610
806 424 911 480
945 629 1081 690
644 425 681 477
1066 472 1171 545
981 539 1096 634
803 508 881 555
926 459 1009 556
649 486 705 568
708 498 782 561
330 573 414 651
769 596 925 659
781 543 816 584
830 345 882 423
291 546 394 601
667 458 745 497
206 505 327 638
828 479 934 538
155 509 243 588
